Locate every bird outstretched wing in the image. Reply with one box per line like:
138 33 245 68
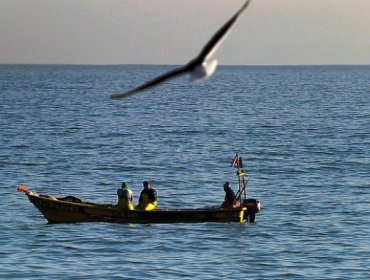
110 65 190 99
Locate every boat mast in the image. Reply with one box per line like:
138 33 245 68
232 153 249 206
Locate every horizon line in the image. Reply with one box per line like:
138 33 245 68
1 63 369 67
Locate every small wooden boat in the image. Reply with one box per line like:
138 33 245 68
17 154 261 224
17 186 260 224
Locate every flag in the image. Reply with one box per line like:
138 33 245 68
230 155 240 167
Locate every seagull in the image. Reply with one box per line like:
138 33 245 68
111 0 252 100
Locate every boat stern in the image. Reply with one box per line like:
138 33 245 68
242 198 261 223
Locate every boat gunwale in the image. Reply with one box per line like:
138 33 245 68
25 191 246 213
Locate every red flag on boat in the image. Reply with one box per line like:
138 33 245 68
230 155 240 167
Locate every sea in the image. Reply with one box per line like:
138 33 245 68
0 64 369 279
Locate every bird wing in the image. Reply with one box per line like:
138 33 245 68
111 0 252 100
195 0 252 63
110 65 190 99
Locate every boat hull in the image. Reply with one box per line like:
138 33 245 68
26 192 252 224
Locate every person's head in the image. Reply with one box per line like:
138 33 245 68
122 182 129 190
223 182 231 192
143 181 150 190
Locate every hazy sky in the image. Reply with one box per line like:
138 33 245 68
1 0 370 65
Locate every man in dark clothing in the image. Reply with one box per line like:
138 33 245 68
136 181 158 210
221 182 237 209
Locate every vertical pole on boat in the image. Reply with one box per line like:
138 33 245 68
231 152 246 207
236 154 241 205
237 155 246 206
232 153 252 208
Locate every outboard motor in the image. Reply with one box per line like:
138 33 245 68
242 198 261 223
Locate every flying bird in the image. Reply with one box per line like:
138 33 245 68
111 0 252 100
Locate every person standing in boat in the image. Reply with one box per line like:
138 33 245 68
136 181 158 211
117 181 134 210
221 182 238 209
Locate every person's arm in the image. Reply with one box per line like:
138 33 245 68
150 189 158 203
129 190 133 202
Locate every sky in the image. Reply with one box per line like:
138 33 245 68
1 0 370 65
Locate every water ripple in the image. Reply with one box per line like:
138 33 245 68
1 65 370 279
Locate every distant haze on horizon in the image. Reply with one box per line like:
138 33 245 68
1 0 370 66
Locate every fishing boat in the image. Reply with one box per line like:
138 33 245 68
17 154 261 224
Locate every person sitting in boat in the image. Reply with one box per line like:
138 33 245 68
117 181 134 210
221 182 238 209
136 181 158 211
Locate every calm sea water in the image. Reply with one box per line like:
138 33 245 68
1 64 369 279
